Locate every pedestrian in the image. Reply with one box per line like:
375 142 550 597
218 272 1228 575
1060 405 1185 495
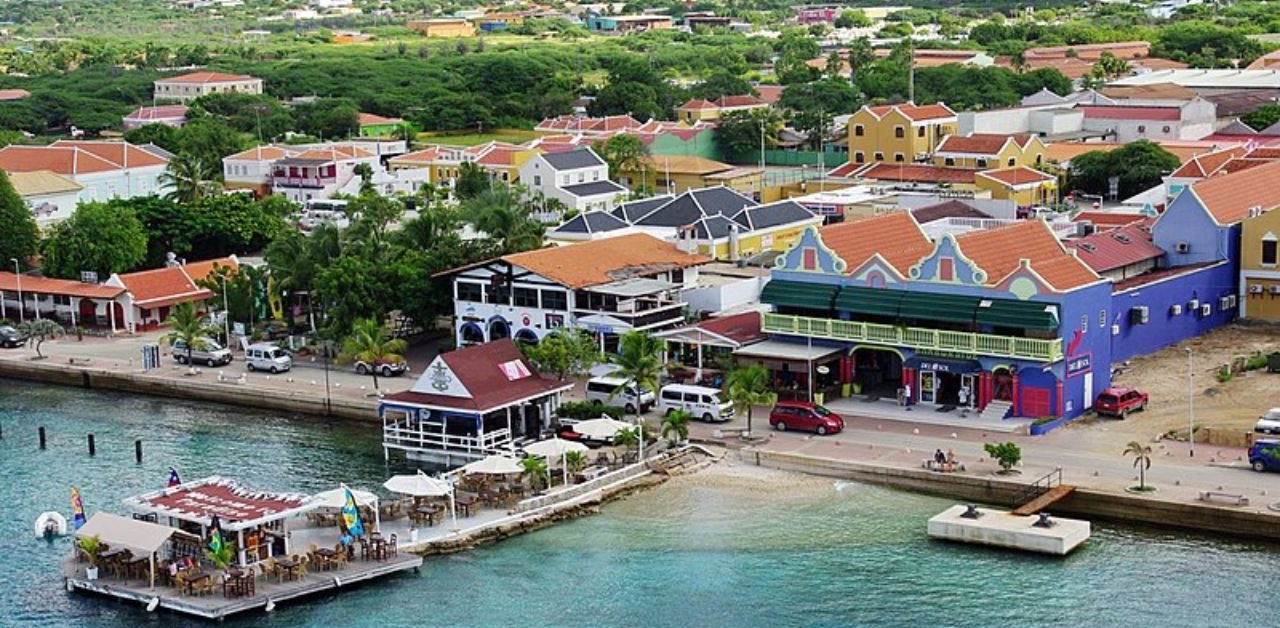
958 385 970 417
934 449 946 465
946 449 957 471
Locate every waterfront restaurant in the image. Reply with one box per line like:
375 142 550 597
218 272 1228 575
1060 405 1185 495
123 476 321 569
380 339 574 467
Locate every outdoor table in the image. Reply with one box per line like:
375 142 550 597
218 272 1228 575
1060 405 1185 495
415 505 441 527
275 558 300 581
456 493 479 517
124 555 150 580
184 570 209 595
314 548 338 571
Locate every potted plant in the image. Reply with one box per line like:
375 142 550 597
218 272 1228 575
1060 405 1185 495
564 450 587 483
206 543 235 573
78 534 102 580
661 409 691 447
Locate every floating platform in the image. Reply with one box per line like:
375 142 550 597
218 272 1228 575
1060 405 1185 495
927 505 1090 556
64 553 423 621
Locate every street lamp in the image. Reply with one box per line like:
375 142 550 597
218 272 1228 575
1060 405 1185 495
1186 347 1195 458
10 258 22 324
220 274 231 346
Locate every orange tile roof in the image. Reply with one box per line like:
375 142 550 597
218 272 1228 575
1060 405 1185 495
475 147 518 167
956 220 1099 291
643 155 730 175
0 145 120 175
753 85 785 105
357 112 403 126
936 134 1029 156
855 163 976 184
115 266 211 307
500 233 710 289
156 71 258 84
1168 146 1249 178
1184 160 1280 225
1024 41 1150 60
0 88 30 101
181 256 238 285
289 146 373 161
977 166 1055 186
225 146 295 162
818 212 933 275
1247 49 1280 70
0 272 125 300
390 147 449 164
678 99 716 111
864 103 956 122
714 95 766 108
51 140 169 168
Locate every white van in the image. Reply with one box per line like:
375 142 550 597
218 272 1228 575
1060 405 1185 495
244 343 293 373
585 376 655 414
658 384 734 423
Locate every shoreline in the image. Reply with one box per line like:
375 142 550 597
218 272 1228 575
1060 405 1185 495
5 363 1278 544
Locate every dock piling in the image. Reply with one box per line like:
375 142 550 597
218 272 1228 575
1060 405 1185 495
88 434 96 456
39 426 46 450
135 439 142 464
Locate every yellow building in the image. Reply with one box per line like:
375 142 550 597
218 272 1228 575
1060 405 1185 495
674 95 770 124
1240 207 1280 321
975 167 1058 208
623 155 764 197
407 18 476 37
847 103 957 166
931 134 1047 170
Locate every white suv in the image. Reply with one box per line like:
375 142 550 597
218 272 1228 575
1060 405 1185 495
1254 408 1280 434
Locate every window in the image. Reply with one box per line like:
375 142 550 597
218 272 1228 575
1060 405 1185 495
683 392 699 402
874 152 885 162
592 172 600 181
1137 125 1146 133
1263 235 1278 266
1080 315 1088 333
802 248 817 270
894 153 905 162
562 175 570 185
456 282 484 303
486 282 510 305
513 287 539 308
939 258 954 281
533 175 541 186
670 269 684 284
917 126 925 138
1099 309 1107 328
540 290 568 311
1007 158 1016 167
578 173 585 183
1162 126 1171 133
894 126 905 138
944 157 955 166
662 390 681 401
976 158 987 168
854 151 865 163
854 125 864 137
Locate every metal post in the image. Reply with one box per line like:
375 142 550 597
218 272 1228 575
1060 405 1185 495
1186 348 1194 458
808 335 814 403
88 434 95 456
323 342 332 415
11 258 23 324
135 439 143 464
38 426 46 449
221 275 231 346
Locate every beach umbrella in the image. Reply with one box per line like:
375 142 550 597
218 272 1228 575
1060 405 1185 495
572 417 632 441
384 471 456 532
461 454 523 475
524 437 589 487
312 486 380 533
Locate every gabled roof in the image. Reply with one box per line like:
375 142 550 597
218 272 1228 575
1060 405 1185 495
935 134 1031 156
385 339 571 413
633 187 758 227
1072 211 1147 229
156 71 258 84
826 161 862 178
561 180 627 197
181 256 239 284
1168 146 1250 179
500 233 710 289
51 140 169 168
731 200 816 231
115 266 210 308
1078 105 1181 121
910 200 990 224
714 94 766 108
819 211 933 275
357 112 403 126
281 145 373 164
1098 82 1198 101
1184 159 1280 225
1065 220 1162 273
8 170 83 197
611 195 674 223
124 105 189 122
225 145 296 162
551 211 630 235
0 271 125 300
854 163 976 185
0 145 126 175
753 85 785 105
656 311 765 347
691 214 739 239
644 155 731 175
542 148 605 170
862 103 956 122
977 166 1055 187
954 220 1100 291
678 99 716 110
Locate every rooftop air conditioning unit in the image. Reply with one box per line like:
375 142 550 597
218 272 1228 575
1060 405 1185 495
1251 284 1265 294
1111 324 1121 336
1170 304 1183 316
1200 303 1212 317
1229 295 1238 308
1189 298 1200 311
1175 241 1191 253
1271 285 1280 295
1131 306 1150 325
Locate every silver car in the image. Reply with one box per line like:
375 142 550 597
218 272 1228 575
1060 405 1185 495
172 337 233 366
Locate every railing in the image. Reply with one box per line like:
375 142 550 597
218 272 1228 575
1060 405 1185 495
382 424 512 456
762 312 1063 363
1012 467 1064 506
512 461 650 513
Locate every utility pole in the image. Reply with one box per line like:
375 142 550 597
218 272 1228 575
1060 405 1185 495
1186 348 1194 458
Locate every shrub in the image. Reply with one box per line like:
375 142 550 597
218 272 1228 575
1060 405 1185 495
1032 416 1056 426
983 441 1022 472
557 400 624 420
1244 354 1268 372
1216 364 1233 383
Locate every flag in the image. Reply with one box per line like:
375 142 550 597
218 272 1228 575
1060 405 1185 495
70 487 86 530
167 467 182 488
208 515 224 554
340 487 365 537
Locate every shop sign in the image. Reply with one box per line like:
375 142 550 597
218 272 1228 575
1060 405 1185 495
1066 353 1092 378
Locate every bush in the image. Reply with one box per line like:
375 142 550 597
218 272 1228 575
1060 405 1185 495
1216 364 1233 383
983 441 1022 472
557 400 624 420
1244 354 1268 372
1031 416 1056 426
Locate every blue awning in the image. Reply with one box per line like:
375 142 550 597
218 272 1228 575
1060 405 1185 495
905 356 982 374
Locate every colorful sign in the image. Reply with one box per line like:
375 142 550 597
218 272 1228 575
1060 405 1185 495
1066 352 1092 378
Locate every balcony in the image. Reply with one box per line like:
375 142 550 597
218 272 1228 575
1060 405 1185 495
762 312 1063 363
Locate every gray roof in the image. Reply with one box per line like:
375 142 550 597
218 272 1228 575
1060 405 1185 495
612 195 674 223
139 143 177 161
634 186 757 227
561 180 627 197
551 211 629 235
542 149 606 171
731 200 816 230
692 215 738 239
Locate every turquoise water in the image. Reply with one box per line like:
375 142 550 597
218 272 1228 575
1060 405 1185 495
2 380 1278 627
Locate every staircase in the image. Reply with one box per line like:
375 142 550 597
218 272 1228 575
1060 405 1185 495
979 399 1012 422
1012 484 1075 516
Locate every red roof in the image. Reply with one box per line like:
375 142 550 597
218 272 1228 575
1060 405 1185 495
0 145 122 175
1024 41 1150 61
115 263 213 308
156 71 258 84
1168 146 1248 178
125 105 189 122
694 312 765 345
1065 220 1163 273
819 212 933 275
51 140 169 169
136 477 311 527
678 99 716 111
1183 159 1280 225
753 85 784 105
1078 105 1181 121
357 112 403 126
955 220 1100 291
714 94 766 108
0 272 125 300
1072 211 1148 229
855 163 976 184
935 134 1029 156
864 103 956 122
977 166 1055 187
826 161 861 178
383 339 572 413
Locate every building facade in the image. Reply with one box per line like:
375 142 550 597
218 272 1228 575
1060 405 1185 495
847 103 957 166
153 72 264 103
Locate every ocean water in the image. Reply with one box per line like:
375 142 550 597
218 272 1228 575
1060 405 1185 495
2 379 1277 628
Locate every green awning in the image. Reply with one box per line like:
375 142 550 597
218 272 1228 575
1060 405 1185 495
760 280 838 311
835 286 906 318
896 292 981 325
975 299 1059 331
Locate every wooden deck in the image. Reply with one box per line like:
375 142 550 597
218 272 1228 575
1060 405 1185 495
1012 484 1075 516
64 553 423 621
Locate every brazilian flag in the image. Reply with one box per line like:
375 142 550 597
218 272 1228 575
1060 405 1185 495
208 515 225 554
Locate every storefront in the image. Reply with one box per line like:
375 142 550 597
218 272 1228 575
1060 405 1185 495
734 339 843 401
905 356 982 409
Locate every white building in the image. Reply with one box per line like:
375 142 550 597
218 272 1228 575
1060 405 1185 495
223 146 295 197
0 140 171 203
1079 99 1216 142
518 148 628 215
270 145 381 203
447 233 709 351
153 72 264 103
9 171 83 225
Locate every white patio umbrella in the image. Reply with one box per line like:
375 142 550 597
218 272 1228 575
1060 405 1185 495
461 454 523 475
383 470 456 533
572 417 632 441
524 437 589 487
311 485 380 532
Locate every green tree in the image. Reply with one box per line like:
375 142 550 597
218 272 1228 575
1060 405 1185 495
520 329 599 380
1089 51 1131 81
834 10 872 29
596 133 650 181
564 449 588 475
1124 440 1153 491
339 318 408 391
160 153 221 203
162 301 219 371
846 37 876 81
294 98 360 140
174 117 247 167
454 161 490 200
690 71 753 101
0 171 39 266
609 331 665 418
1067 141 1180 200
983 442 1022 473
520 455 550 491
715 108 783 160
17 319 64 360
724 364 776 437
660 409 691 446
780 78 860 150
464 185 544 253
42 202 148 279
123 123 180 152
1242 104 1280 132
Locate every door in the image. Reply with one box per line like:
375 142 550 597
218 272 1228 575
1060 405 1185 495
919 371 937 404
960 374 977 408
1083 373 1094 410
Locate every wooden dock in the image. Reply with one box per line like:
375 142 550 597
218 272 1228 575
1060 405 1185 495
64 553 423 621
1013 484 1075 516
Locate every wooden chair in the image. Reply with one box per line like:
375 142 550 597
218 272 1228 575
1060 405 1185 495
331 544 349 570
296 554 310 578
359 537 371 561
194 575 215 597
388 534 399 557
173 571 189 595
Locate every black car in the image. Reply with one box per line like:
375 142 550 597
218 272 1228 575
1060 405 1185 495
0 325 23 349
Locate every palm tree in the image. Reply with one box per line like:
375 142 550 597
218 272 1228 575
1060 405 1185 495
520 455 550 492
724 364 777 437
564 450 587 476
465 186 544 253
609 331 664 419
162 302 219 373
1124 441 1153 491
661 409 690 446
338 318 408 391
598 134 650 182
160 154 220 204
18 319 65 360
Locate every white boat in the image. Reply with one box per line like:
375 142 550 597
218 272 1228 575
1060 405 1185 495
34 511 68 538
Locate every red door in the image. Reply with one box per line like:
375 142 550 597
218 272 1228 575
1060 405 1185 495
112 302 125 329
1021 387 1051 417
79 299 97 325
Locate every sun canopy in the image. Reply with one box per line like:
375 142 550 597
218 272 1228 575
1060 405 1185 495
572 417 632 440
311 487 379 509
75 512 194 555
462 455 523 475
124 476 321 531
524 437 589 459
383 471 453 497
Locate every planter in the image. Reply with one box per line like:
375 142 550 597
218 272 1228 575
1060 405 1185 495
409 528 419 543
85 566 99 580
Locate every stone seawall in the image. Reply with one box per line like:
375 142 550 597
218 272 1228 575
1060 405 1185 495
0 359 378 421
742 449 1280 542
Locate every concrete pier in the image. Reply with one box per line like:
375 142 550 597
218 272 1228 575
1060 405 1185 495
927 505 1091 555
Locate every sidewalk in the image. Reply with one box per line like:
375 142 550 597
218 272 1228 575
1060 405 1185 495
823 396 1029 434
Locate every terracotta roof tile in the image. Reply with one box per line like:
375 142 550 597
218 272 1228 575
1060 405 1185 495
753 85 785 105
955 221 1099 291
124 105 189 122
977 166 1055 186
713 95 766 108
818 212 933 275
0 145 122 175
678 99 716 110
864 103 956 121
500 233 710 289
935 134 1027 156
0 272 125 300
1185 159 1280 225
156 71 258 84
855 163 976 184
51 140 169 168
1168 146 1249 178
1065 220 1163 272
225 146 295 162
115 266 210 307
696 312 765 345
1024 41 1150 60
181 256 238 285
384 339 571 413
357 112 403 126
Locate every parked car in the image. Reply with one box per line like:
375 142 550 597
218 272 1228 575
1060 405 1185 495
244 343 292 373
1095 387 1149 418
658 384 734 422
585 376 655 414
1253 408 1280 435
171 337 232 366
0 325 23 349
355 359 407 377
1249 439 1280 472
769 401 845 435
